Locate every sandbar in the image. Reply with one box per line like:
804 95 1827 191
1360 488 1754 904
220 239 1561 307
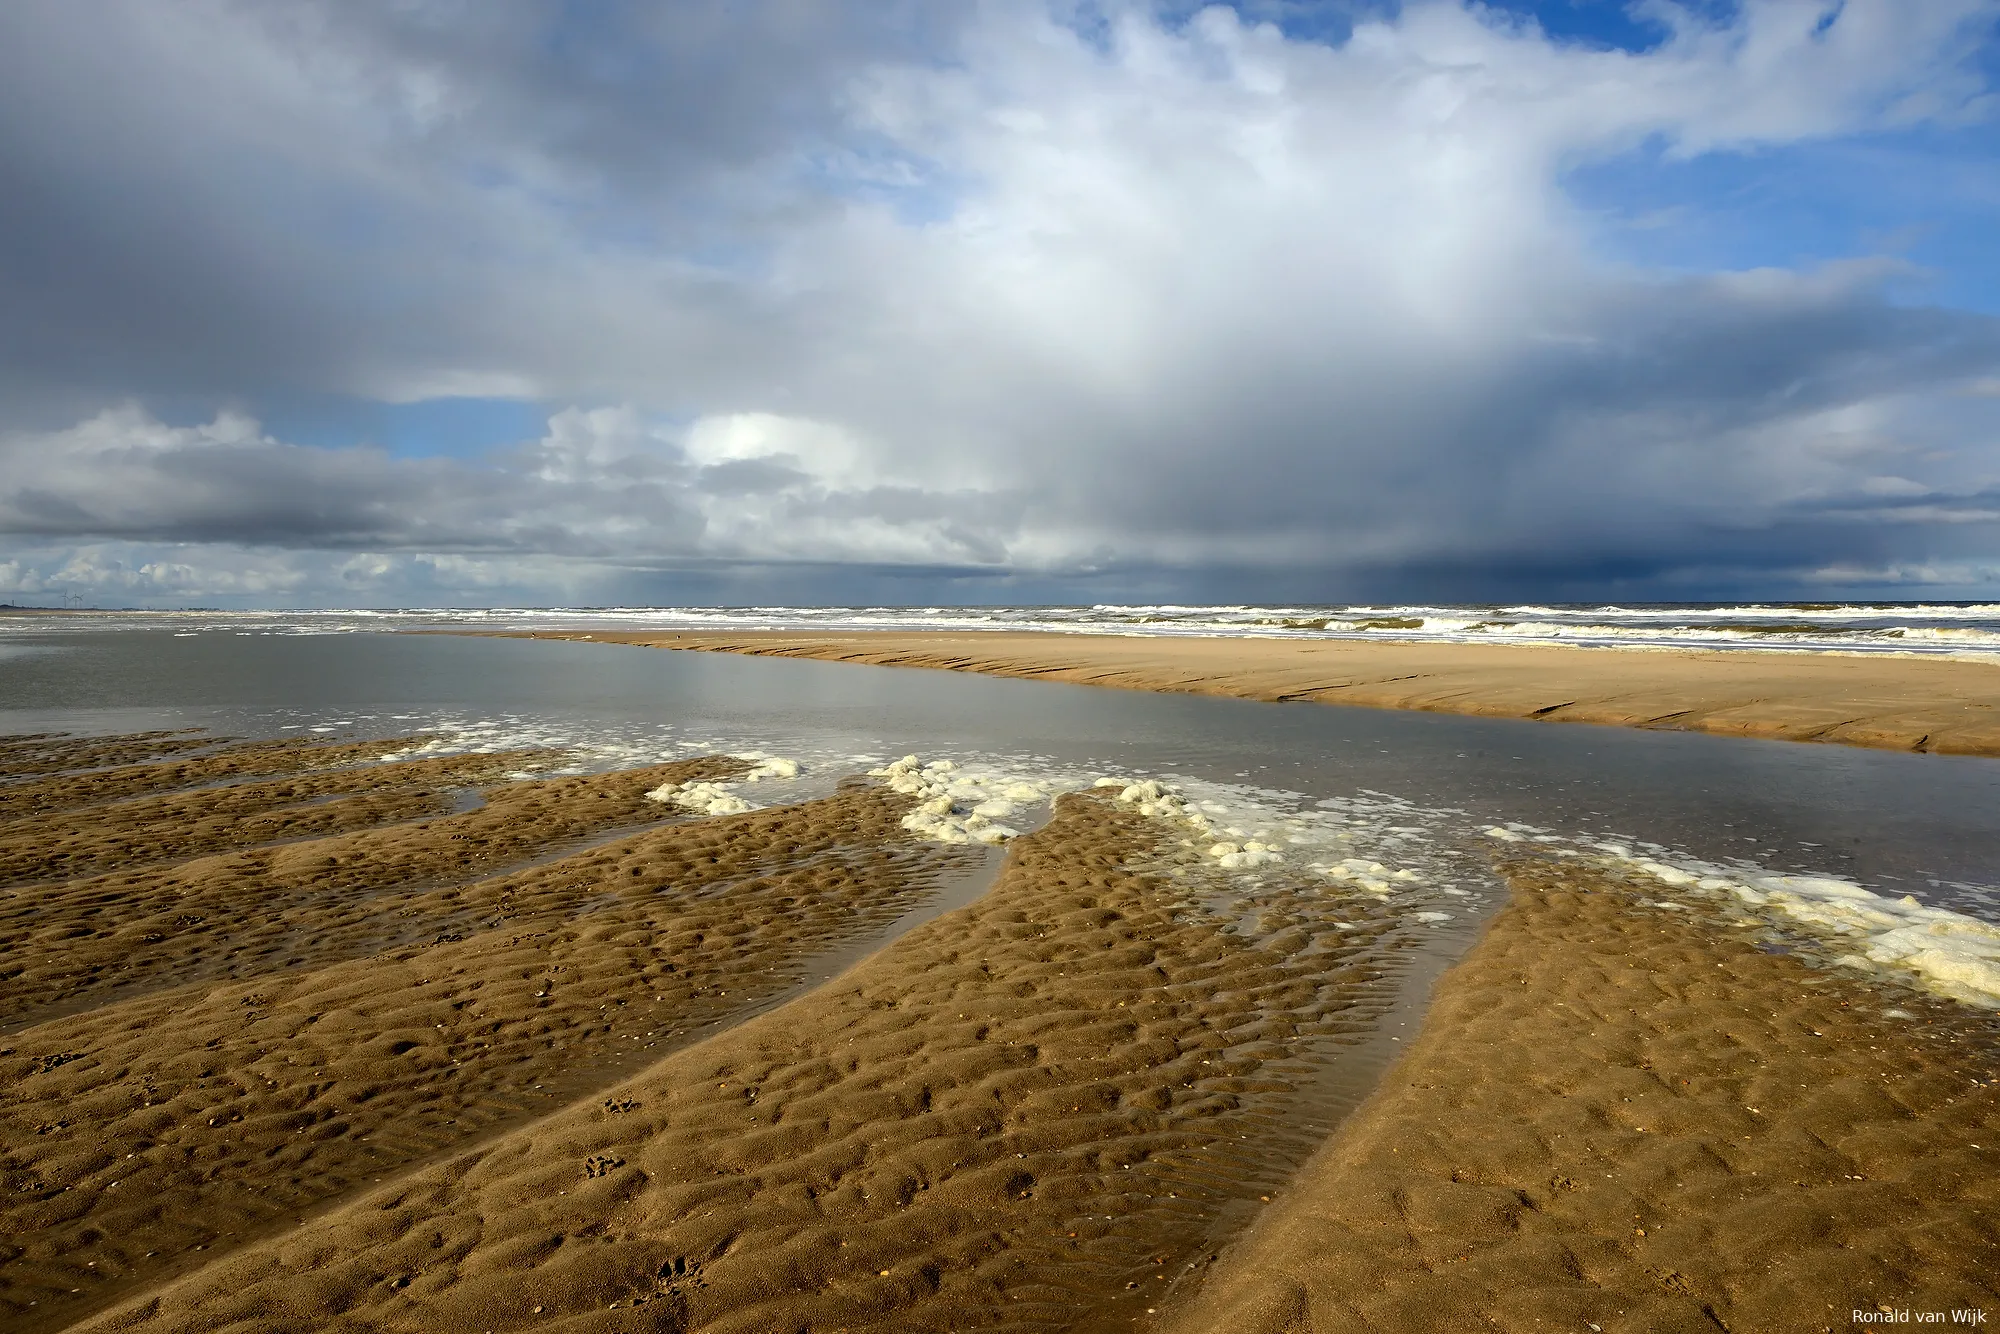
491 630 2000 757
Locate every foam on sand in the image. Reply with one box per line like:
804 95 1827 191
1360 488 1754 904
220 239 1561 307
645 752 802 816
1483 827 2000 1008
869 755 1054 844
1720 873 2000 1008
869 758 1467 929
231 711 1477 927
107 707 1992 998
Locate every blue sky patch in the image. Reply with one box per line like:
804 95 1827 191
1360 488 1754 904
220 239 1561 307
258 395 552 461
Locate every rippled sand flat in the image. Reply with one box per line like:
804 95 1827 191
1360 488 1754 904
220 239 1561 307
1166 855 2000 1333
5 728 1994 1334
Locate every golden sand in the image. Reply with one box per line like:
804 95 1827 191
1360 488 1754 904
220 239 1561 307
1165 857 2000 1333
4 726 1994 1333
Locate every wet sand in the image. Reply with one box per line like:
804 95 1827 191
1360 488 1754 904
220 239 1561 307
3 732 986 1330
0 750 755 1029
50 793 1424 1334
5 729 1422 1333
1164 856 2000 1333
491 630 2000 757
5 727 1996 1333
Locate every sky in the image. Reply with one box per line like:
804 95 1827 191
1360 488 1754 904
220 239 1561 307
2 0 1998 609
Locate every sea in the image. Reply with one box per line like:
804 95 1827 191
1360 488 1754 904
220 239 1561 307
5 600 2000 658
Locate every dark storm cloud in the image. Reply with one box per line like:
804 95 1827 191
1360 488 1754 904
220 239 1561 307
0 409 683 553
1 0 1997 604
0 0 956 414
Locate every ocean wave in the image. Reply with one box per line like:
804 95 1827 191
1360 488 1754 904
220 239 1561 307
6 602 1998 658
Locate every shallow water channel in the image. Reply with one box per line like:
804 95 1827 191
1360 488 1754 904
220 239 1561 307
5 627 1996 900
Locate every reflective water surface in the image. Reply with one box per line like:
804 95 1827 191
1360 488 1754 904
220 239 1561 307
3 627 1994 915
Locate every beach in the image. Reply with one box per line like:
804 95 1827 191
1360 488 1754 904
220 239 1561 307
3 726 1412 1333
13 0 2000 1324
490 629 2000 757
1165 855 2000 1333
4 631 1997 1333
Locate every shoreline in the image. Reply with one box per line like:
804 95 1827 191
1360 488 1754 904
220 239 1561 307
472 629 2000 758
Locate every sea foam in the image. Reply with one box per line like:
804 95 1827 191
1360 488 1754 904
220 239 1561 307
645 752 805 816
1485 829 2000 1008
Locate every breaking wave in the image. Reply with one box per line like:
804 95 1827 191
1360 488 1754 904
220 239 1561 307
23 601 1999 660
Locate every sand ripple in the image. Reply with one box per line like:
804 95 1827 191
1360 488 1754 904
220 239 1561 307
1163 855 2000 1333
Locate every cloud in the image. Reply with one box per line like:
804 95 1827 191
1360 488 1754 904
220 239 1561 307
0 403 1024 577
1 0 1998 602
